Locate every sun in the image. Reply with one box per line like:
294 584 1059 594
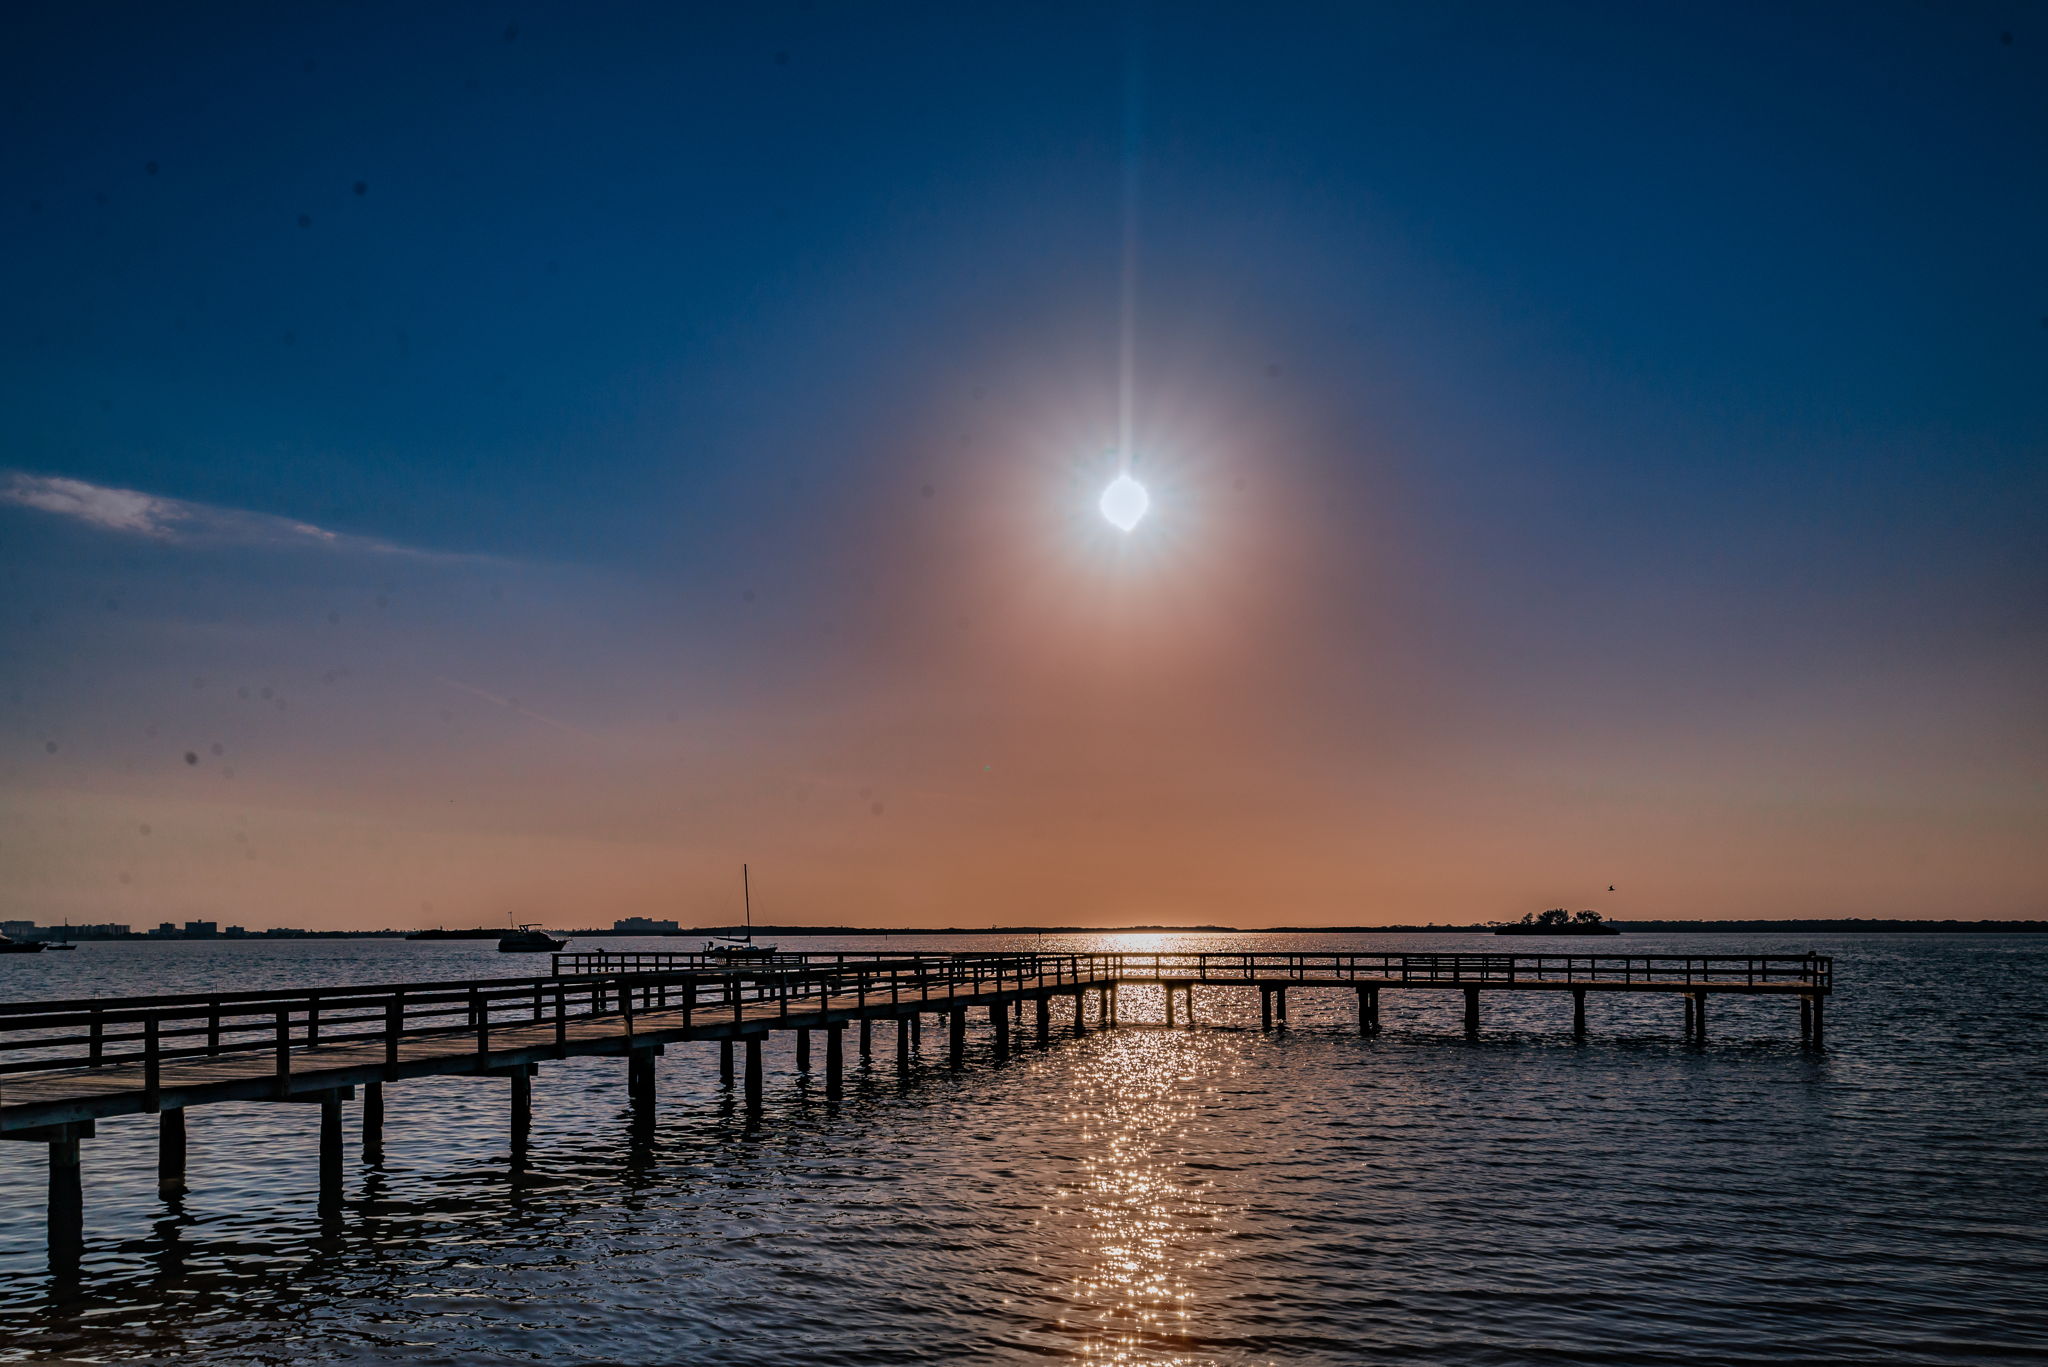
1099 473 1149 531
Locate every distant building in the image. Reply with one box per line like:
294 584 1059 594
151 922 179 938
222 925 247 937
263 927 309 937
12 922 130 941
613 917 680 933
183 920 218 938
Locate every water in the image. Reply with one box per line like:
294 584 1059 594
1 933 2043 1365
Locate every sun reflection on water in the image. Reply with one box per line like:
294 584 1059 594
1037 1032 1245 1365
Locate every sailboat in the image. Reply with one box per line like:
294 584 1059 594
46 921 78 951
704 864 778 960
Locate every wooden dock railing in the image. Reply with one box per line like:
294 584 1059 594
0 955 1094 1090
557 949 1832 992
0 951 1830 1094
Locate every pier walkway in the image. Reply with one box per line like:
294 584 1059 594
1 949 1830 1271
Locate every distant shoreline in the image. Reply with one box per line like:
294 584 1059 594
23 917 2047 941
559 918 2048 936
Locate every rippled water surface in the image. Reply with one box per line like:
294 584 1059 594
1 933 2044 1365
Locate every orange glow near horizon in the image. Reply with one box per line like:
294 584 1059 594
5 354 2042 935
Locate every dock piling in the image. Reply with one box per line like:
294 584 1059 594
510 1070 532 1147
743 1037 764 1112
858 1017 872 1060
795 1028 811 1073
318 1093 344 1213
48 1129 84 1270
1035 995 1051 1046
157 1109 187 1197
1572 988 1586 1039
1463 987 1480 1040
825 1025 844 1098
627 1049 657 1110
949 1006 967 1068
990 1001 1010 1058
1260 987 1273 1031
361 1082 384 1163
719 1039 734 1086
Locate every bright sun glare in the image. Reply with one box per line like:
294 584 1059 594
1100 473 1150 532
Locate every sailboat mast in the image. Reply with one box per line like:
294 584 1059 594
742 863 752 935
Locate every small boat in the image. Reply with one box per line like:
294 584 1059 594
0 933 46 955
46 923 78 950
704 863 777 959
498 925 568 953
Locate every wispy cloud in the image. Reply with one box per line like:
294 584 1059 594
1 471 456 559
436 677 601 739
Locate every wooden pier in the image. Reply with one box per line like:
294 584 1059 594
1 949 1830 1272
